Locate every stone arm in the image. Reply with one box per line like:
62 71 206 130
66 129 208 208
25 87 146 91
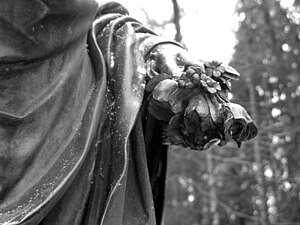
95 2 257 150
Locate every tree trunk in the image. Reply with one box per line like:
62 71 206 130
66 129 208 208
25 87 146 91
201 196 210 225
171 0 183 43
269 152 283 223
207 152 220 225
246 77 270 225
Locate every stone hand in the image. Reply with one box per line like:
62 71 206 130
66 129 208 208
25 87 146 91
145 45 257 150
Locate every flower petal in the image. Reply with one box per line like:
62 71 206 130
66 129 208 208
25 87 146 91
152 79 178 102
213 70 222 77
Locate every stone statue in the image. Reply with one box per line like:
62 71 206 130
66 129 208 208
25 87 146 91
0 1 257 224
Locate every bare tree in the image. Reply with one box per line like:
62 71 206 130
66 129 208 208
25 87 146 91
171 0 183 43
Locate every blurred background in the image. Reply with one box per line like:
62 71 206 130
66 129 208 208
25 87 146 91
105 0 300 224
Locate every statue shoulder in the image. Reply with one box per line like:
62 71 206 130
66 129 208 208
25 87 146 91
97 2 129 17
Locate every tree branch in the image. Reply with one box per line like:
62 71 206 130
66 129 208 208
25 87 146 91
171 0 183 43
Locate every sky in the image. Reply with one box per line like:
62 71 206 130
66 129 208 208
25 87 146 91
97 0 296 64
98 0 239 64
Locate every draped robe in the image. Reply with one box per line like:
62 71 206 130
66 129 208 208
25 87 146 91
0 1 177 224
0 1 258 225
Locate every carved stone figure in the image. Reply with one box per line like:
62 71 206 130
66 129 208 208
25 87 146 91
0 1 257 224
